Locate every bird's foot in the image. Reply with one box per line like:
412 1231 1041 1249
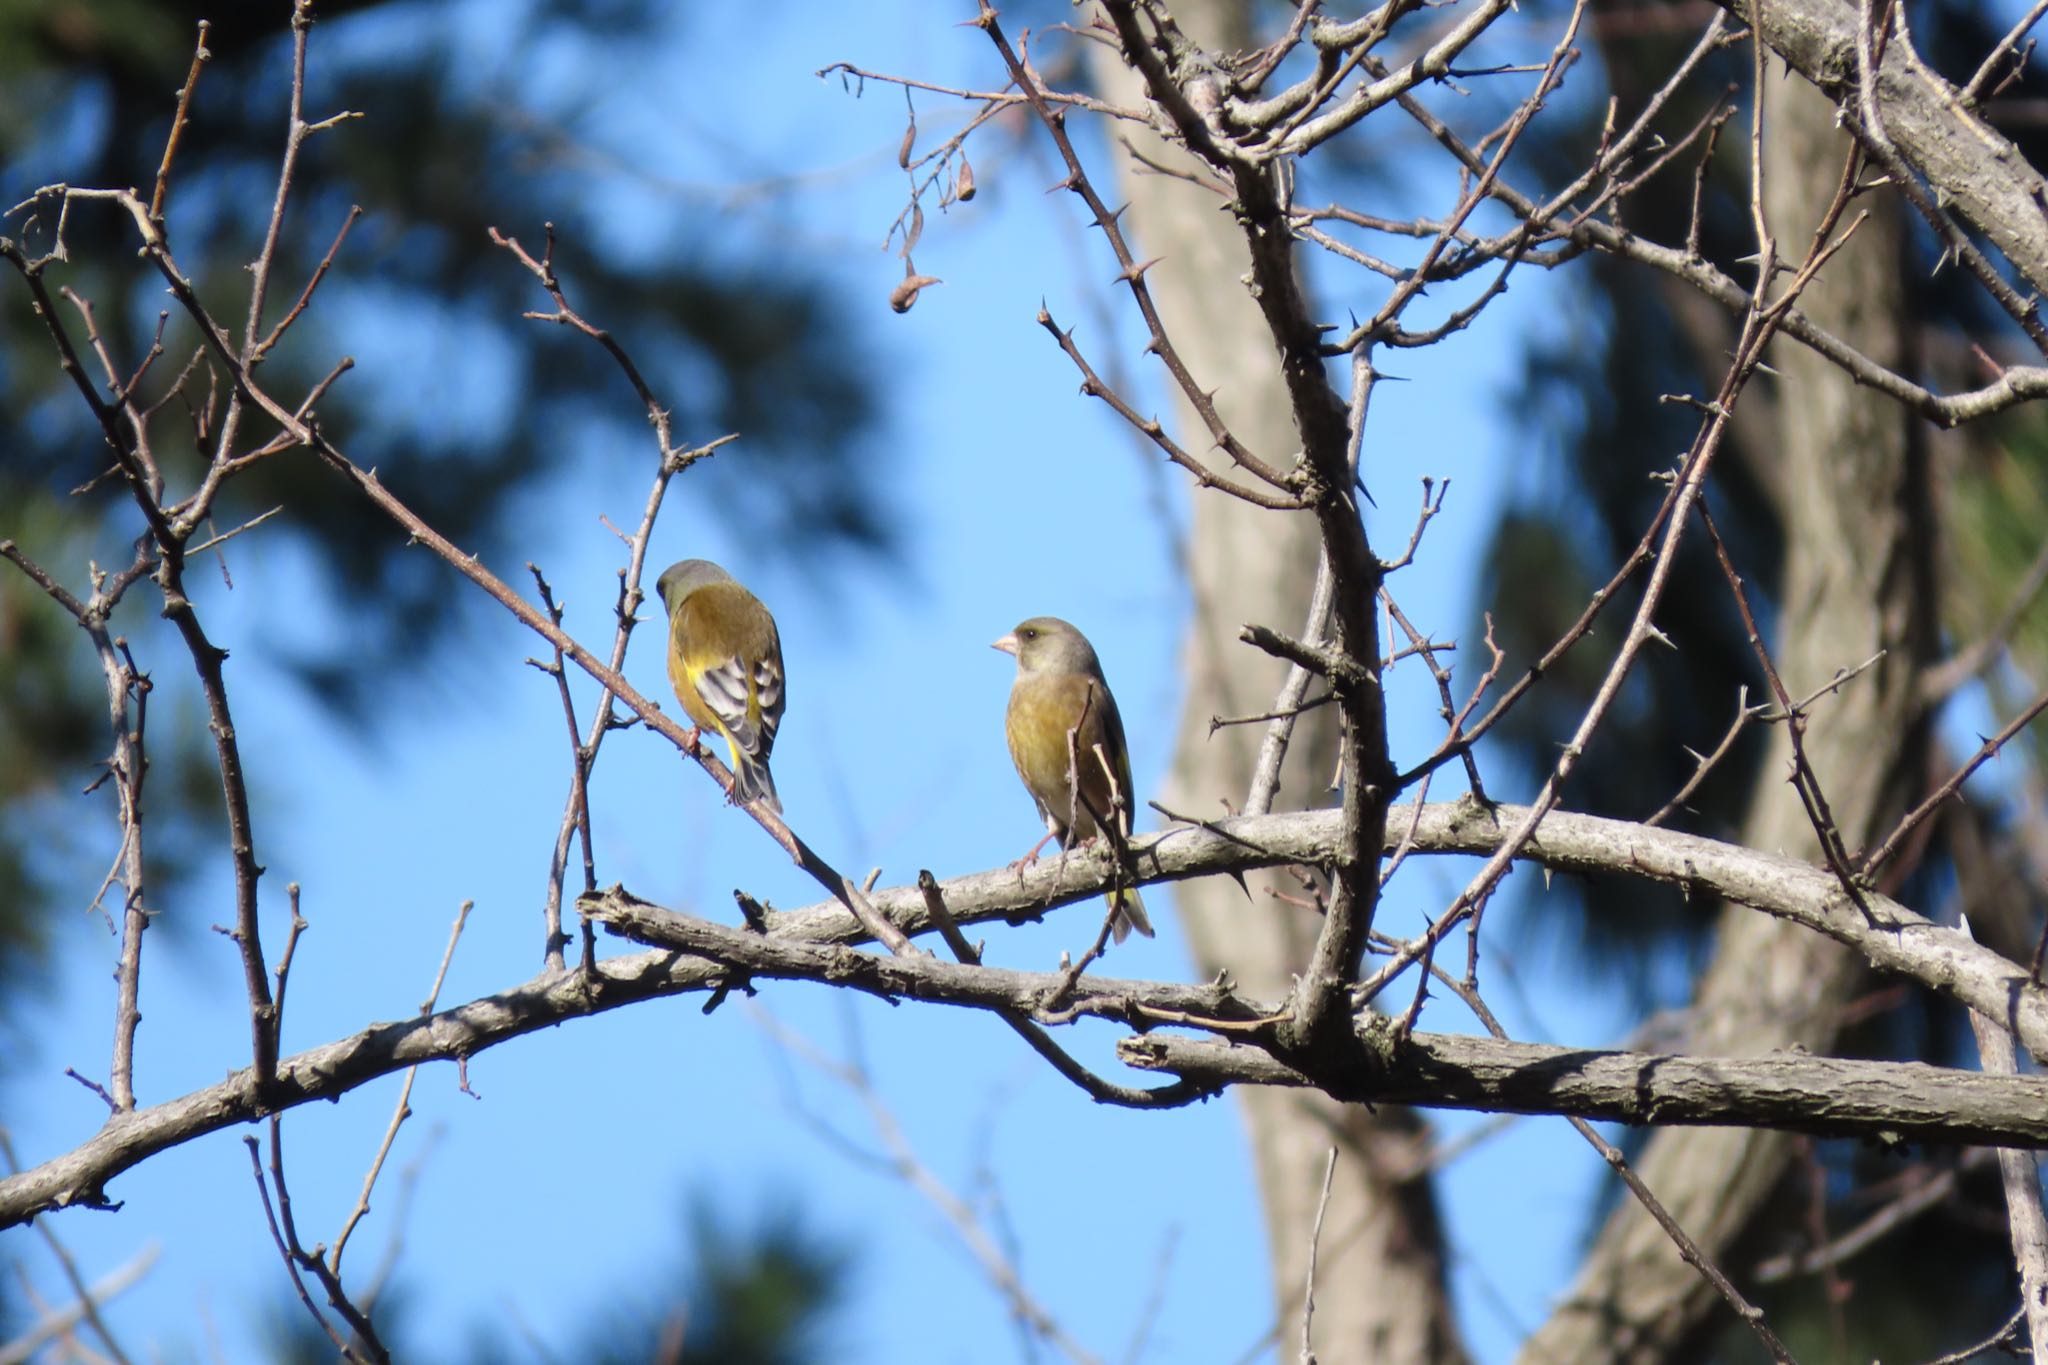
1009 830 1060 872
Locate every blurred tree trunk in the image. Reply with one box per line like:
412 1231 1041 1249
1090 6 1467 1361
1519 64 1934 1363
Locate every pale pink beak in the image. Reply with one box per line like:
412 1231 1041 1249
992 632 1019 655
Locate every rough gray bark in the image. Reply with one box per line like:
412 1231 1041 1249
1521 65 1930 1363
1115 1031 2048 1148
1086 2 1468 1358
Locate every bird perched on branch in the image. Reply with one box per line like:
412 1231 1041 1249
994 616 1153 943
656 558 785 813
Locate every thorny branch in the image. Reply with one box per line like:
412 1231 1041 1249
973 1 1302 498
9 799 2048 1230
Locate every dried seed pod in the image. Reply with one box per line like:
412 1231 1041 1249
956 155 977 202
902 201 925 258
889 270 943 313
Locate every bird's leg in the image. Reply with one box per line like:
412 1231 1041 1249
1012 825 1061 870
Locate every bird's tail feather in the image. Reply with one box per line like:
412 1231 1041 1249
1110 886 1153 943
730 751 782 814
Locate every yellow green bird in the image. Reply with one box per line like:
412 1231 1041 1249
994 616 1153 942
656 558 785 813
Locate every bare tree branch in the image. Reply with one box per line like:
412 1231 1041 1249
1717 0 2048 295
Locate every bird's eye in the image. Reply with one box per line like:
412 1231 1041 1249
1021 628 1037 640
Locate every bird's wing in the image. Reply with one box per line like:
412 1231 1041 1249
1075 677 1135 837
677 584 785 762
693 654 779 759
749 654 784 757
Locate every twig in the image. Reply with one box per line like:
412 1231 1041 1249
1397 475 1684 788
1239 1 1325 95
1385 589 1487 804
1412 975 1794 1363
1298 1147 1338 1365
244 3 362 369
1920 1305 2027 1365
11 190 857 926
759 1011 1108 1365
1862 681 2048 877
252 205 361 362
1210 693 1336 734
1964 0 2048 102
1342 16 2048 429
840 876 919 957
1697 496 1873 918
330 900 471 1277
529 568 596 971
63 1070 118 1114
0 1133 138 1365
1922 531 2048 704
1569 1123 1797 1361
1035 308 1309 510
271 884 308 1048
1646 686 1754 827
974 4 1299 496
916 872 1206 1108
0 1242 157 1365
244 1134 372 1364
1353 0 1592 349
148 22 211 224
187 505 283 555
98 631 151 1112
1379 476 1448 573
1752 1157 1972 1282
1374 92 1866 1004
1244 349 1376 817
487 227 740 972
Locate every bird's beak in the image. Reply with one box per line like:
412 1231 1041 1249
991 632 1018 656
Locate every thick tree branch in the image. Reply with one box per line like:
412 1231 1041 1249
1115 1031 2048 1150
9 799 2046 1230
1718 0 2048 297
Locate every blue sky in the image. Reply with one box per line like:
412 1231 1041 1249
2 2 1645 1360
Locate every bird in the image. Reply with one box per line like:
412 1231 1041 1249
993 616 1153 942
655 558 785 814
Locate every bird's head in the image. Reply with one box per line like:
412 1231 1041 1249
655 558 734 613
993 616 1101 676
